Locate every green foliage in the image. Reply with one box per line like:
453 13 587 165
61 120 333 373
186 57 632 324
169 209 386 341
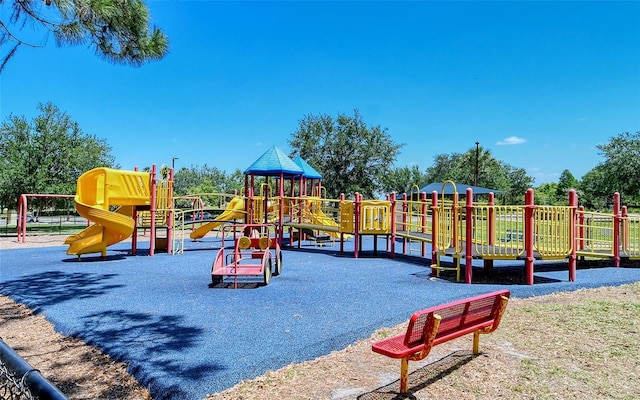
381 165 428 195
535 182 560 205
288 109 403 199
556 169 579 201
580 164 614 210
174 165 244 198
423 145 534 204
1 0 168 73
0 102 115 210
586 131 640 207
500 163 534 204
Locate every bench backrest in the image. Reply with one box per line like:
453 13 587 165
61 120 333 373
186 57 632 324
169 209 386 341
403 289 510 348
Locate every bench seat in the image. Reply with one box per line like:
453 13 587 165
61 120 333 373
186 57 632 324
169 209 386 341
372 289 510 393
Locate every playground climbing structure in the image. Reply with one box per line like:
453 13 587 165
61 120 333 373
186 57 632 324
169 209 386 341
64 165 174 258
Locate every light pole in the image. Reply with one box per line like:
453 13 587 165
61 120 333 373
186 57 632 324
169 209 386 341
172 157 179 171
474 142 479 187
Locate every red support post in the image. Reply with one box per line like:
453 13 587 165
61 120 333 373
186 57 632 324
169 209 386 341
485 192 494 272
132 167 139 255
452 192 459 251
579 205 585 253
354 193 361 259
167 167 174 254
17 194 27 243
149 164 157 257
389 192 396 258
613 192 621 267
524 188 535 285
465 188 474 284
568 189 577 282
401 193 408 254
278 173 285 246
340 193 345 254
487 192 495 244
421 192 427 258
622 206 629 254
431 191 439 272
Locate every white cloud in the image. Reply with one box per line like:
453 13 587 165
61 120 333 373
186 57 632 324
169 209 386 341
496 136 526 145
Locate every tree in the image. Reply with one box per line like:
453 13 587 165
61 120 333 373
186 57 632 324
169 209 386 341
555 169 579 201
288 110 403 199
535 182 560 205
1 0 169 73
422 145 535 204
381 165 428 195
0 102 115 210
173 165 244 198
591 131 640 205
579 165 611 210
500 163 534 205
423 145 505 188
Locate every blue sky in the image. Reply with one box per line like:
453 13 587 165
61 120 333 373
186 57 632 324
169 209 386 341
2 1 639 186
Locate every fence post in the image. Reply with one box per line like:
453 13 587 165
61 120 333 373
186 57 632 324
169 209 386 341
389 192 396 258
339 193 346 254
167 167 174 254
613 192 621 267
485 192 495 272
17 194 27 243
431 191 439 273
622 205 629 255
579 205 585 255
465 188 474 284
401 193 408 254
568 189 577 282
524 188 535 285
354 192 361 259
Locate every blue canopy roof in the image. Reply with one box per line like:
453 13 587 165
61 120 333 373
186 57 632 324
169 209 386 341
243 146 304 177
293 156 323 179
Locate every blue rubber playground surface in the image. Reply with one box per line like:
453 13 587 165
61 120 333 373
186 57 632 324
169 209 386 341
1 235 639 399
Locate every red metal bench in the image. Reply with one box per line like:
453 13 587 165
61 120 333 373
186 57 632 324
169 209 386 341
371 289 510 393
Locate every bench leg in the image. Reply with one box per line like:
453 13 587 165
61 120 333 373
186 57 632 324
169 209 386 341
400 357 409 393
473 331 480 355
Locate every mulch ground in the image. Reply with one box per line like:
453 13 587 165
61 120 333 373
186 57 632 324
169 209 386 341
2 283 638 400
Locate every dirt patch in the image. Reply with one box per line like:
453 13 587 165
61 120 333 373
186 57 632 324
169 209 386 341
0 296 152 399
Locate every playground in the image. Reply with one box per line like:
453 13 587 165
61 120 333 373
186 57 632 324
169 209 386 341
2 146 640 399
12 146 640 287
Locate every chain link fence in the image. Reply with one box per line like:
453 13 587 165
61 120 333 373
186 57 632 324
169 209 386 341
0 339 67 400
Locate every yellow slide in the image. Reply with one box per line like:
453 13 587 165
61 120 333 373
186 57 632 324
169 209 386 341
302 208 342 238
65 168 151 258
189 196 245 240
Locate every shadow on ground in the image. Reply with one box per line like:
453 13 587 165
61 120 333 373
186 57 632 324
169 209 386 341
0 271 124 311
357 350 474 400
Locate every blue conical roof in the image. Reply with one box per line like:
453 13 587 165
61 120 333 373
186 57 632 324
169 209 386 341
293 156 323 179
244 146 304 176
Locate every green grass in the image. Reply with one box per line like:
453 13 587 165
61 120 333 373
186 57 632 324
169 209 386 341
0 223 86 237
505 284 640 399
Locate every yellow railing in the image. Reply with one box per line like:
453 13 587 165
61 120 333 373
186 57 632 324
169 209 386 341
576 210 615 257
435 204 463 252
393 197 433 236
533 206 574 258
622 213 640 258
471 205 526 260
